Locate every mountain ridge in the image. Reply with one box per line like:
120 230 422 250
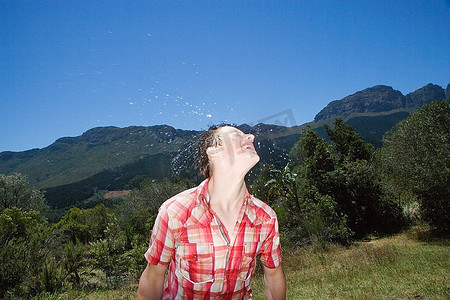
1 82 448 208
314 83 448 122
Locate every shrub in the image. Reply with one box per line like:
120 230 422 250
0 208 50 298
381 100 450 234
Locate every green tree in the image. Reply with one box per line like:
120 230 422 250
265 164 351 246
292 120 404 237
61 240 87 287
266 164 301 214
299 131 335 195
0 208 50 298
55 204 112 243
116 178 193 243
123 236 149 282
52 205 118 289
381 100 450 234
249 163 276 205
324 118 373 162
89 216 128 288
0 173 47 213
55 207 91 244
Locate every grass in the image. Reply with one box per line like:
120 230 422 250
252 227 449 299
38 228 449 300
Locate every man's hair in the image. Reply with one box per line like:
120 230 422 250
194 124 231 178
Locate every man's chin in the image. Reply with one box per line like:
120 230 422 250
248 155 260 169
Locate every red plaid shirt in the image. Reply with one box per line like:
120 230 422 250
145 178 282 299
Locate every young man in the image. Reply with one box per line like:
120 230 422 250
137 125 286 299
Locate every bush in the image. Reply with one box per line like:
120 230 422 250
290 122 406 238
381 100 450 234
265 165 352 247
296 192 352 246
0 208 50 298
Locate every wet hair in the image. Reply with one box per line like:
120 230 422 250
194 123 232 178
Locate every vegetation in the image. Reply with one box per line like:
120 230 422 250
380 100 450 234
0 173 47 212
252 228 449 299
0 208 50 298
262 164 352 247
0 178 195 299
268 119 404 243
62 228 448 300
0 100 448 298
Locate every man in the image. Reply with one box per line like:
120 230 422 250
137 125 286 299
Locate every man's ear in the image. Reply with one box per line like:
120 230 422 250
206 146 221 159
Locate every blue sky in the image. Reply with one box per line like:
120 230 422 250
1 0 449 152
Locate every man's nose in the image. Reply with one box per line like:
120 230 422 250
245 134 255 142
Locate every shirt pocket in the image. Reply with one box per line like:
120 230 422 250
176 243 215 285
238 242 258 283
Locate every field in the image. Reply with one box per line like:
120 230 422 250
39 228 449 300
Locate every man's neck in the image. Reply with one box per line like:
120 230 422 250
207 172 247 212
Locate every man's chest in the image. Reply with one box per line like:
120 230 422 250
172 214 264 284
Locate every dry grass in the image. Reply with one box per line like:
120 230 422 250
49 285 138 300
252 228 449 299
36 228 449 300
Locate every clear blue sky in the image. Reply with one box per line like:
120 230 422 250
1 0 449 152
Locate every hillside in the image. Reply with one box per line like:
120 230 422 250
39 123 303 207
1 82 448 208
0 123 302 185
0 126 198 189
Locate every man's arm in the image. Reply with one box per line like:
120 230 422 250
263 265 286 300
137 263 168 300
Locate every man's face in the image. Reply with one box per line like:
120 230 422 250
210 126 260 173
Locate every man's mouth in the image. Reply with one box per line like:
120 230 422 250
242 144 256 151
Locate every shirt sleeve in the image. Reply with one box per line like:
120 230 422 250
144 205 175 266
259 216 282 269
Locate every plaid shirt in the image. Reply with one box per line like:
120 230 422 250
145 178 282 299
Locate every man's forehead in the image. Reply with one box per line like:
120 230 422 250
216 126 244 135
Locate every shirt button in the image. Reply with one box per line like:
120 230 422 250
193 255 198 260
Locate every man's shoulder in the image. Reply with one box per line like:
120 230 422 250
158 186 198 220
248 195 278 220
160 186 197 209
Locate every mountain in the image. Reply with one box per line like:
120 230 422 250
314 83 446 122
1 83 448 208
45 123 301 208
0 126 198 189
0 123 301 207
311 83 448 147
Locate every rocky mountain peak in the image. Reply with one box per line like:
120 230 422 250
314 83 447 122
314 85 405 122
405 83 446 108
